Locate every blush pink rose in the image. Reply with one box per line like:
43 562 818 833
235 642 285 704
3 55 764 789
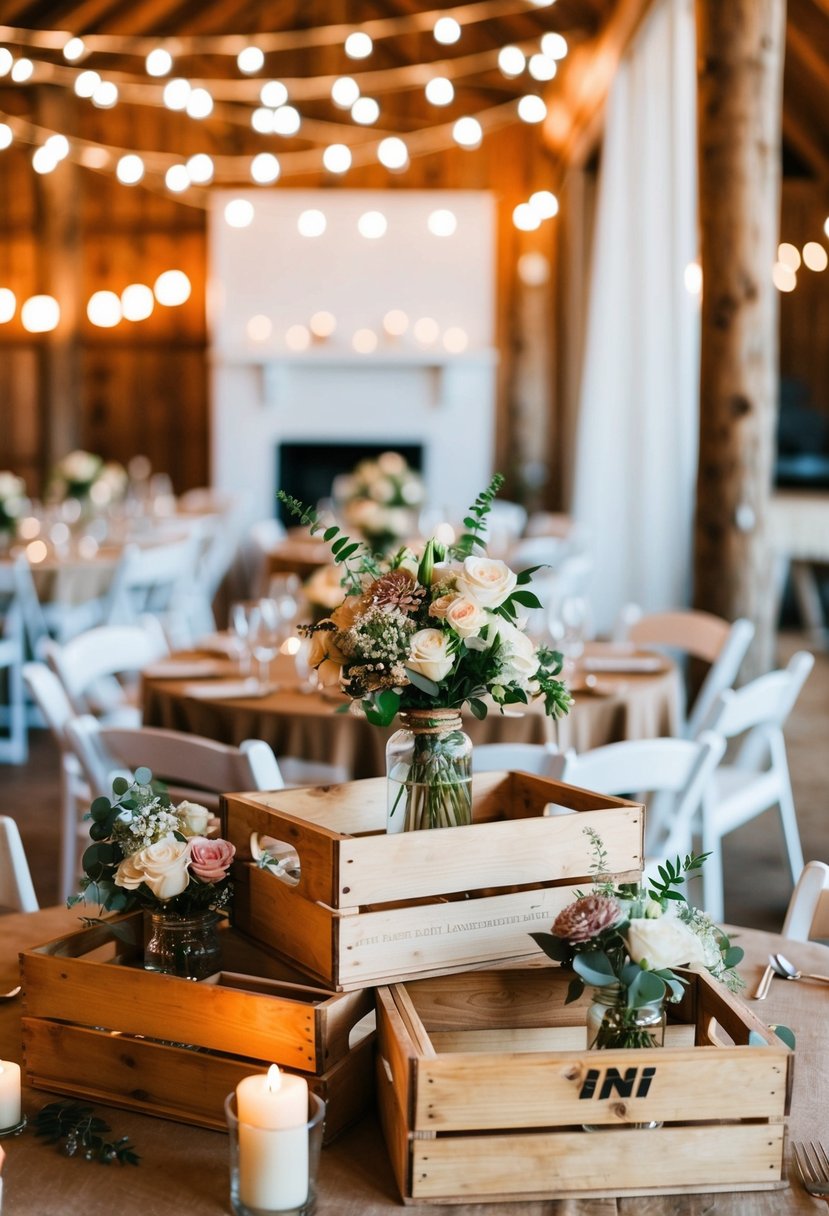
188 836 236 883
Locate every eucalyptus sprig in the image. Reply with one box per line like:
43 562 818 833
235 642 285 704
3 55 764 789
34 1101 140 1166
276 490 381 590
450 473 506 558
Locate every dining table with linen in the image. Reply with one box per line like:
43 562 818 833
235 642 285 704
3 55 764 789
0 904 825 1214
140 641 683 778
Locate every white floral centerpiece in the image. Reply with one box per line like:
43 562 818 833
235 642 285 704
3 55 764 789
0 471 26 536
49 449 128 507
279 475 572 832
334 451 425 556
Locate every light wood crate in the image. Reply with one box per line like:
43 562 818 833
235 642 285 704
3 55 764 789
19 914 374 1143
375 966 792 1204
224 770 644 991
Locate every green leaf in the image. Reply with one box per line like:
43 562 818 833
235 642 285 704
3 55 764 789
339 542 361 561
723 946 744 968
748 1029 771 1047
565 976 585 1005
529 931 570 962
90 797 112 820
404 668 440 697
468 697 488 720
509 590 542 610
331 536 349 555
323 526 339 542
88 821 110 842
770 1024 796 1049
572 950 616 987
111 777 129 797
627 969 666 1008
364 688 401 728
82 842 120 870
134 766 152 786
515 565 544 586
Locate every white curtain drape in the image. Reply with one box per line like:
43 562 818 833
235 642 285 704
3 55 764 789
572 0 699 634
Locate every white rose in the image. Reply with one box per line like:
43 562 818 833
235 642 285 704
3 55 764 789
306 564 345 609
114 836 191 901
0 472 25 501
177 801 211 837
626 916 707 971
456 557 517 608
377 451 406 476
428 593 455 620
444 596 487 639
500 624 539 681
61 449 101 483
408 628 454 683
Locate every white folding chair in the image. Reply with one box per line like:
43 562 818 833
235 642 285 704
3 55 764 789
474 742 564 779
107 534 200 646
782 860 829 942
0 815 39 912
0 567 27 763
246 518 288 597
43 616 169 727
561 733 727 894
697 650 815 922
65 715 285 803
23 662 92 902
616 608 755 739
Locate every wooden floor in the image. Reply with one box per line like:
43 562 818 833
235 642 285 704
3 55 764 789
1 632 826 930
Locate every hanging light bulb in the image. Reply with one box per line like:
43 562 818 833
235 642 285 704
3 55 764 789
272 105 301 135
21 295 60 333
498 46 526 77
87 291 122 328
92 80 118 108
377 137 408 170
452 117 482 148
285 324 311 351
425 77 454 106
528 53 557 81
309 311 336 338
331 76 360 107
165 164 189 193
529 190 558 219
344 31 372 59
803 241 828 272
427 209 457 237
434 16 461 44
121 283 154 321
247 314 273 342
251 107 275 134
517 95 547 123
116 153 145 185
187 153 214 183
225 199 255 228
383 309 409 337
250 152 280 183
62 37 85 62
351 97 379 125
260 80 288 107
45 134 69 161
154 270 191 306
163 78 191 110
146 47 173 76
540 32 568 60
74 69 100 98
513 203 540 231
237 46 265 74
32 146 58 174
322 144 351 174
186 88 213 118
11 58 34 83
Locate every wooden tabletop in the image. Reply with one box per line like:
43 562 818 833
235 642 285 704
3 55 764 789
0 906 826 1214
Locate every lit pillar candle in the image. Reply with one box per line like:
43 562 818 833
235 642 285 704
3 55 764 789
0 1061 21 1128
236 1065 309 1210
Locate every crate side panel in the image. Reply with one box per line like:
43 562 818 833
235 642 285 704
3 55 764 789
226 781 387 837
410 1123 785 1199
233 864 336 985
226 797 340 905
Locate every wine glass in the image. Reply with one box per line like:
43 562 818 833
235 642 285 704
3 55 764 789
229 600 258 675
266 573 301 641
248 598 282 688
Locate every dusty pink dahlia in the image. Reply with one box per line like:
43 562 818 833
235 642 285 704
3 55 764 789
552 895 623 943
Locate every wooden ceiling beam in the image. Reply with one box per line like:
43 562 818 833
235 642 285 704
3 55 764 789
781 104 829 181
542 0 657 181
786 13 829 94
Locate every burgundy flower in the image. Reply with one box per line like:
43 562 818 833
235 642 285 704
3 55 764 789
552 895 623 943
188 836 235 883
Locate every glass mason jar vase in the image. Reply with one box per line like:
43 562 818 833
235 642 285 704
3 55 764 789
583 985 666 1131
386 710 473 833
143 909 222 980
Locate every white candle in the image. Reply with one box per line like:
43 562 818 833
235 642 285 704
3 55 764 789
0 1061 21 1128
236 1065 309 1211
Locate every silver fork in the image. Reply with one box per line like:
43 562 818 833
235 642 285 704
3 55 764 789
793 1142 829 1203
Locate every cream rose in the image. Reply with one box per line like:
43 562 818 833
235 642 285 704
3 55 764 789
428 593 455 620
456 557 517 608
444 596 487 639
407 628 453 683
114 836 190 901
625 916 707 971
177 801 211 837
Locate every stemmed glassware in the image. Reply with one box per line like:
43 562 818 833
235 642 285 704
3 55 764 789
248 598 282 688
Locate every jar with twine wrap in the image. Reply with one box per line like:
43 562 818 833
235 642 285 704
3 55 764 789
386 709 473 833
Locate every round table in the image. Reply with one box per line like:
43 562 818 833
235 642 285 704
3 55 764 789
142 646 682 778
0 906 824 1214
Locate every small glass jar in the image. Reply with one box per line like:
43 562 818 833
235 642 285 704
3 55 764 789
583 985 666 1132
143 909 221 980
225 1091 325 1216
386 709 473 833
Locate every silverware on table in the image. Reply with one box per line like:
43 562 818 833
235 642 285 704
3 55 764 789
751 964 775 1000
793 1142 829 1204
770 953 829 985
0 985 21 1001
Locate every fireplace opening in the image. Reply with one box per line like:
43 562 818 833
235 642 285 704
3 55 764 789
276 441 424 522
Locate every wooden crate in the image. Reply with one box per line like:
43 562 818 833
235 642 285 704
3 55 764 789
375 966 793 1203
20 914 374 1143
224 771 644 991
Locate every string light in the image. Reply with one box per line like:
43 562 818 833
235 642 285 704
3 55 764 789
331 77 360 107
383 309 409 336
74 69 100 97
11 58 34 82
0 289 16 322
683 261 702 295
146 48 173 76
87 290 122 327
434 17 461 44
116 153 144 184
452 116 482 147
425 77 454 105
344 32 373 59
297 208 326 237
237 46 265 74
154 269 191 306
163 78 191 110
443 326 469 353
357 210 387 238
427 208 457 236
0 50 11 76
528 53 556 81
186 87 213 118
250 152 280 183
498 46 525 77
778 243 801 271
224 199 255 228
803 242 828 272
91 80 118 108
247 314 272 341
165 164 189 192
517 94 546 123
413 317 439 345
187 152 214 183
21 295 60 332
62 38 85 62
273 105 301 135
377 136 408 170
323 143 351 173
513 203 540 231
517 251 550 286
309 310 336 337
121 283 154 321
32 145 58 174
772 263 796 293
285 324 311 350
0 124 11 149
252 107 275 133
45 133 69 160
529 189 558 219
352 328 378 353
260 80 288 107
351 97 379 125
540 32 568 59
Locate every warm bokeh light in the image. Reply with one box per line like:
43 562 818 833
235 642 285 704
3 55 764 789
0 124 12 150
32 146 58 174
115 153 144 185
518 95 547 124
529 190 559 219
517 251 550 286
434 16 461 44
237 46 265 74
92 80 118 108
187 153 214 183
541 32 569 59
352 328 378 353
331 77 360 107
684 261 703 295
425 77 454 106
513 203 540 231
165 164 189 192
46 134 69 161
146 48 172 76
26 540 48 564
163 78 190 110
63 38 85 62
121 283 155 321
351 97 379 125
11 58 34 83
21 295 60 333
778 242 801 271
413 316 439 345
0 289 16 323
225 198 255 228
528 54 557 82
377 137 408 170
18 516 40 540
87 290 122 328
74 70 100 98
247 314 273 342
251 152 280 183
323 143 352 173
186 87 213 118
273 105 301 135
498 46 526 77
427 209 457 237
433 522 456 546
772 262 796 292
443 326 469 353
452 117 482 148
309 310 336 338
154 269 191 306
357 210 387 238
344 32 372 59
252 107 275 134
802 242 828 272
285 324 311 351
0 50 11 76
261 80 288 107
297 208 326 237
383 309 409 337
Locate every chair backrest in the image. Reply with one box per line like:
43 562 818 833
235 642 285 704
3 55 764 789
43 616 169 714
0 815 39 912
9 554 51 657
699 650 815 739
66 715 284 800
562 732 726 859
473 743 565 780
782 860 829 941
22 661 75 744
113 535 200 616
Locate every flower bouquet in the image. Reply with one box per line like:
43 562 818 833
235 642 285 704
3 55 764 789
334 451 425 556
0 471 26 536
278 474 572 833
49 449 128 507
71 768 235 978
531 829 744 1051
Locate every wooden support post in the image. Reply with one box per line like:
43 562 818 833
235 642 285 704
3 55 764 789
693 0 787 677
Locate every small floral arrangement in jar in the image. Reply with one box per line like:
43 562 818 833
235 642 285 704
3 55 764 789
0 471 26 535
531 830 744 1050
279 475 572 832
49 449 128 507
334 451 425 555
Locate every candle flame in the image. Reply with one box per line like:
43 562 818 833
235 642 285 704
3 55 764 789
266 1064 281 1093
